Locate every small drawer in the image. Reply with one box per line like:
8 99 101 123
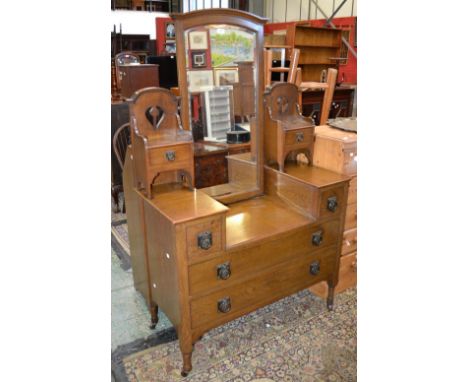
186 216 224 260
344 202 357 231
319 185 346 218
284 127 314 146
190 247 336 329
341 228 357 255
149 143 193 170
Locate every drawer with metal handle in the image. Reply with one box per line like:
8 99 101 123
188 219 340 296
186 216 224 260
190 246 336 330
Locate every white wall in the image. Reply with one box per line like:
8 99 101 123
265 0 357 22
110 10 169 39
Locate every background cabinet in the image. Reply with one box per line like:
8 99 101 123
118 64 159 98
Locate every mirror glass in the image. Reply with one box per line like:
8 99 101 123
184 24 258 200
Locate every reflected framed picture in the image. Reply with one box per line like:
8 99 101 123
187 70 214 92
214 68 239 86
189 30 208 50
191 51 206 68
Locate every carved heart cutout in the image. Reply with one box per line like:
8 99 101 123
276 96 289 114
145 106 165 129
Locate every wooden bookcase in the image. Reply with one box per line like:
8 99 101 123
285 24 342 82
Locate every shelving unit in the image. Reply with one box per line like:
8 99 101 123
202 86 234 141
285 24 342 82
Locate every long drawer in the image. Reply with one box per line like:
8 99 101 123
190 246 337 330
188 219 341 296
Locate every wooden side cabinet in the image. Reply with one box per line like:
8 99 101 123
119 64 160 98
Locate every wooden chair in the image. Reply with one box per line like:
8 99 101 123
296 68 338 126
112 122 131 213
264 47 300 88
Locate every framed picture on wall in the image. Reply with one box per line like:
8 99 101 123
164 42 176 54
165 22 176 39
189 30 208 50
187 70 214 92
191 51 207 68
214 68 239 86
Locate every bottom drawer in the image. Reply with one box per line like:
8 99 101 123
309 252 357 298
190 247 337 330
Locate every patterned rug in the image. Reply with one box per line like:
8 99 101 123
123 288 356 382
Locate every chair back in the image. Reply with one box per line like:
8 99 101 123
113 122 131 170
264 48 300 88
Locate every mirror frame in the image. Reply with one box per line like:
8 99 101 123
171 9 268 204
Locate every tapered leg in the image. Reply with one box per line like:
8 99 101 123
181 352 193 377
111 187 120 213
149 304 159 329
327 283 335 311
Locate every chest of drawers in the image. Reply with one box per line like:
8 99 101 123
123 152 350 376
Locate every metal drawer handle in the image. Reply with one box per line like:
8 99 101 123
217 297 231 313
310 261 320 276
197 231 212 250
296 132 304 142
165 150 176 161
312 230 323 246
217 262 231 280
327 196 338 212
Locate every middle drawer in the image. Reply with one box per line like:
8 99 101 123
188 218 341 296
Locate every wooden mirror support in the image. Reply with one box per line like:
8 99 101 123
128 87 194 198
264 82 315 172
171 9 268 204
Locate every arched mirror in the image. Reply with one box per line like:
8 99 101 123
171 9 267 204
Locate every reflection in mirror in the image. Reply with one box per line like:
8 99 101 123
184 24 258 200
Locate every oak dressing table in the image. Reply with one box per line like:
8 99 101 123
123 9 350 377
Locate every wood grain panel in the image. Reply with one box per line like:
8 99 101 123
143 199 181 326
347 176 357 205
344 202 357 231
341 228 357 255
122 150 152 306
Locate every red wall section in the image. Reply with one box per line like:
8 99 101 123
155 16 173 55
264 17 357 85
